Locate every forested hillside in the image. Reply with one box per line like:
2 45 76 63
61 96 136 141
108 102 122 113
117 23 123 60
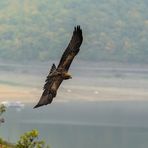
0 0 147 63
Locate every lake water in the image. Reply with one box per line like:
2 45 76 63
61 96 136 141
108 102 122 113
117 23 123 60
1 101 148 148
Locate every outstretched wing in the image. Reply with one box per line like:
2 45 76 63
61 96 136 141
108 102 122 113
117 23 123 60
34 64 58 108
34 26 83 108
43 63 56 90
57 26 83 71
33 90 54 108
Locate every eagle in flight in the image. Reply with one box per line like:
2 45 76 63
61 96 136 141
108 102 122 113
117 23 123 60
34 26 83 108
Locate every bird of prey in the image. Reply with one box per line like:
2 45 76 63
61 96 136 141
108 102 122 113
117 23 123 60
34 26 83 108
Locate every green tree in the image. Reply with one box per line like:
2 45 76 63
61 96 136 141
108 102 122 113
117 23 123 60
16 129 50 148
0 104 6 115
0 104 13 147
0 104 6 124
0 105 50 148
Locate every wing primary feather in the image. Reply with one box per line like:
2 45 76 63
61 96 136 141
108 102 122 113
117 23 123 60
43 63 56 90
50 63 56 74
57 25 83 70
34 91 53 108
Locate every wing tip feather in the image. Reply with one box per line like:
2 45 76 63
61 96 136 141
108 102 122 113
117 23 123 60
33 102 43 108
74 25 82 34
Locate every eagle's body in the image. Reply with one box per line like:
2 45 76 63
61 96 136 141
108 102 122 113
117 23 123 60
34 26 83 108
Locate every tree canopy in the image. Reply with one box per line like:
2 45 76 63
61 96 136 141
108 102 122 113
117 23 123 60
0 106 49 148
0 0 147 63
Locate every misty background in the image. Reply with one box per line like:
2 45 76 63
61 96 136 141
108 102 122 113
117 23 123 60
1 0 148 148
0 0 147 63
0 0 148 103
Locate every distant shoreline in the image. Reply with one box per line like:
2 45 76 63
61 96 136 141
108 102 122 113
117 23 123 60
0 83 148 104
1 62 148 103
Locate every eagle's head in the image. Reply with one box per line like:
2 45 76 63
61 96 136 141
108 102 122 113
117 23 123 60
62 72 72 80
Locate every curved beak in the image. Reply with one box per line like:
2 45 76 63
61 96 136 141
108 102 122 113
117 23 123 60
65 73 72 79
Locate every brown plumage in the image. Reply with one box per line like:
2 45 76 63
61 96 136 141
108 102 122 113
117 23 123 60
34 26 83 108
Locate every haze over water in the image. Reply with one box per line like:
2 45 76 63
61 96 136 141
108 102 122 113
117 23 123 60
1 101 148 148
0 0 148 147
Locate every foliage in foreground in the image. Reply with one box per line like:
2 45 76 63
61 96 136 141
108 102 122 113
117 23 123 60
16 129 50 148
0 104 6 116
0 138 14 148
0 104 6 124
0 105 49 148
0 129 50 148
